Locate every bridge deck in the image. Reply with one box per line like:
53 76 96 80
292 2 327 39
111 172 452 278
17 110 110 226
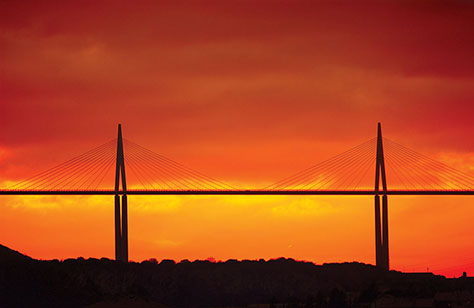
0 190 474 195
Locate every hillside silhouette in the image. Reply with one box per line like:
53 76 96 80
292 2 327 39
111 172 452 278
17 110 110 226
1 244 474 308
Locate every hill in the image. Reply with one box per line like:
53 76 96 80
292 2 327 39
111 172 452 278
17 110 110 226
0 244 32 263
1 244 473 308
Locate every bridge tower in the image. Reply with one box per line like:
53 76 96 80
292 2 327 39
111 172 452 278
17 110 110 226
375 122 389 271
115 124 128 262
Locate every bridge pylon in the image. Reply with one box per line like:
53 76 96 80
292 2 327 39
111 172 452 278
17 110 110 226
375 122 389 271
114 124 128 262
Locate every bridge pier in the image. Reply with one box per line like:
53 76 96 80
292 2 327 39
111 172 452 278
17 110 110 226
114 124 128 262
375 123 389 271
121 194 128 262
375 193 389 271
114 194 121 260
374 195 382 267
382 194 389 271
114 194 128 262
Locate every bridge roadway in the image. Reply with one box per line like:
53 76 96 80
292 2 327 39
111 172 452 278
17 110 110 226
1 190 474 195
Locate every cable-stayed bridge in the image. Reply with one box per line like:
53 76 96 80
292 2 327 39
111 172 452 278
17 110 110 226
1 123 473 270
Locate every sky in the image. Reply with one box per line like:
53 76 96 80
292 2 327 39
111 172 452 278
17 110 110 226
1 0 474 277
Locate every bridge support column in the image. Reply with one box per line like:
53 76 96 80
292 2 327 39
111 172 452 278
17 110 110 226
121 194 128 262
375 195 382 268
375 123 389 271
114 194 128 262
114 124 128 262
382 194 389 271
114 194 122 260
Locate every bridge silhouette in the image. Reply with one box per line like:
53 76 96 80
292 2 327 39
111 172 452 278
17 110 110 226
1 123 474 271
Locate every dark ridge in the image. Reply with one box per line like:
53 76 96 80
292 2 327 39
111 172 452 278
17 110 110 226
1 244 473 308
0 244 32 262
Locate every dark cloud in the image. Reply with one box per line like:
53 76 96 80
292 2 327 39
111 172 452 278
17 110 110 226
1 0 473 181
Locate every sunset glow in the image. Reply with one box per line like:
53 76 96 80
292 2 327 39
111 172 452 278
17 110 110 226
1 1 474 278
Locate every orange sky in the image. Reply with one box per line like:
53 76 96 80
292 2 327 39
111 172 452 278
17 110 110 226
1 1 474 277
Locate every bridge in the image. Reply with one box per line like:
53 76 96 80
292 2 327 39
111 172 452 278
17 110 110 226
1 123 473 271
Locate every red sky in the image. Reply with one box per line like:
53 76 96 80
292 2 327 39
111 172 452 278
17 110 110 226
1 1 474 277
